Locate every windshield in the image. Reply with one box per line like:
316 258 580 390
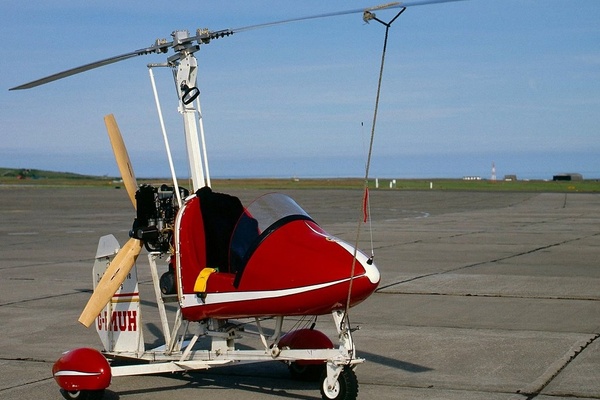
245 193 310 232
229 193 313 274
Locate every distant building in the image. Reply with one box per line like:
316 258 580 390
553 173 583 181
463 176 481 181
504 175 517 181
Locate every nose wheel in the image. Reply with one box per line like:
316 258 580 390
320 366 358 400
60 389 105 400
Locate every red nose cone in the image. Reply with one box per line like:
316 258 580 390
53 348 111 391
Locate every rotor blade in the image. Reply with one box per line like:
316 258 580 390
104 114 138 209
230 0 466 33
9 41 171 90
78 238 143 328
10 0 464 91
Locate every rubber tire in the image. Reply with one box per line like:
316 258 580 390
159 270 176 295
289 362 325 382
60 389 105 400
320 366 358 400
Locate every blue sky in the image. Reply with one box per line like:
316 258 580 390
1 1 599 180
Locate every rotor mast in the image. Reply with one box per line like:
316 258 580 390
170 30 209 191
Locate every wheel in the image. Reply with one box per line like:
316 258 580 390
60 389 105 400
289 361 325 382
320 366 358 400
278 328 333 382
159 270 176 295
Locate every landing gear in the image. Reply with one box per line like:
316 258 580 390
279 328 333 382
320 366 358 400
60 389 105 400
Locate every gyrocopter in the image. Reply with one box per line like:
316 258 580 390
10 1 464 399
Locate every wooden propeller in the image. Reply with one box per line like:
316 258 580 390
78 114 141 327
104 114 138 209
78 238 142 327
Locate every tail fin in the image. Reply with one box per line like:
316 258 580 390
92 235 145 355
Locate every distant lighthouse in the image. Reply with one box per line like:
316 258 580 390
491 162 496 182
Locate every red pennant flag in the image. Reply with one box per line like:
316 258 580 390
362 187 370 223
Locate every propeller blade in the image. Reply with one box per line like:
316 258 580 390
78 238 143 328
104 114 138 210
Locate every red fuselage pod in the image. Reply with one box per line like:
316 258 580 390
175 190 380 321
53 347 111 392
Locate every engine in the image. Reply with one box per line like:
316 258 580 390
130 184 189 253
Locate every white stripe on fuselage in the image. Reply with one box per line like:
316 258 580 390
180 276 358 308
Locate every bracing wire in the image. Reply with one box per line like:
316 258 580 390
343 8 406 332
